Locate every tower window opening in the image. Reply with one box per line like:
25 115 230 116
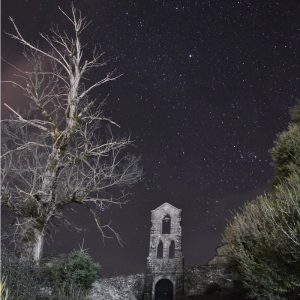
162 215 171 234
169 240 175 258
157 240 163 258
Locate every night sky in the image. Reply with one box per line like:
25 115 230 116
2 0 300 276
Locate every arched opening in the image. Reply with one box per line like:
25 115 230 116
155 279 173 300
157 240 163 258
162 215 171 234
169 240 175 258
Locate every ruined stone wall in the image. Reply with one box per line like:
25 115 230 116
87 274 144 300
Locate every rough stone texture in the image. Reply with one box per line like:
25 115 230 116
184 265 232 297
87 274 144 300
184 244 232 297
207 244 229 266
144 202 184 300
85 265 247 300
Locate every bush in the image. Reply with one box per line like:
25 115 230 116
1 247 100 299
224 171 300 299
271 123 300 185
55 282 88 300
224 102 300 299
1 248 48 300
290 99 300 125
51 248 101 292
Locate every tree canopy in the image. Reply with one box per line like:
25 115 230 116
224 101 300 299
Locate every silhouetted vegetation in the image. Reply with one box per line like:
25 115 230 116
50 248 101 292
225 102 300 299
1 247 100 299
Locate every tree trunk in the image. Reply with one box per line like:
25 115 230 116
20 221 45 263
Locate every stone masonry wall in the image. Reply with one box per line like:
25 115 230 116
144 203 184 300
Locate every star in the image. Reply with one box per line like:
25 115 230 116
2 0 298 276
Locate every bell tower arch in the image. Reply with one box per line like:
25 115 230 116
144 202 184 300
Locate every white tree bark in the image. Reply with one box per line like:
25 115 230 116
20 225 44 263
2 5 142 262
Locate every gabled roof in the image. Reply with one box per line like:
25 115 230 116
152 202 181 212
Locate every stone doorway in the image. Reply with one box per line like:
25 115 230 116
155 279 173 300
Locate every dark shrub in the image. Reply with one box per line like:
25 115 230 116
1 247 100 299
204 283 221 295
51 248 101 291
224 102 300 299
1 247 48 300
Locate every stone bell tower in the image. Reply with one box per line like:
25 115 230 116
144 202 184 300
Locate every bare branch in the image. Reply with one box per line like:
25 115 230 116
2 5 142 262
2 80 26 91
8 17 70 74
4 103 49 132
78 73 123 100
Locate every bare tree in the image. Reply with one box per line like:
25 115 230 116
1 6 142 263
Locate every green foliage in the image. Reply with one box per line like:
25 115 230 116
1 247 100 299
55 282 88 300
51 249 101 292
290 100 300 125
224 102 300 299
225 172 300 299
271 123 300 185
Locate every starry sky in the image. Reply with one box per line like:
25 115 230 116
2 0 300 275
